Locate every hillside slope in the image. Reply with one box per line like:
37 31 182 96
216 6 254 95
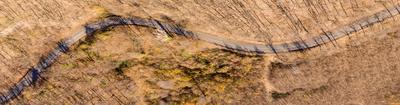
1 0 400 104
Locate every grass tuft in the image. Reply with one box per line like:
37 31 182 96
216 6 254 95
114 60 131 75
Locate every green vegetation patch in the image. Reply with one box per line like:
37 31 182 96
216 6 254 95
129 49 265 104
114 60 132 75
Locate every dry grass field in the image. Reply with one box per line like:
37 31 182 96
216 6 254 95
1 0 400 104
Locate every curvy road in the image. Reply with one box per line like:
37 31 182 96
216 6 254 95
1 4 400 104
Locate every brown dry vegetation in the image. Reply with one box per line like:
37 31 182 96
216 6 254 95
1 0 400 105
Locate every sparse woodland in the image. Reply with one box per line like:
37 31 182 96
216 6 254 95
1 0 400 104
